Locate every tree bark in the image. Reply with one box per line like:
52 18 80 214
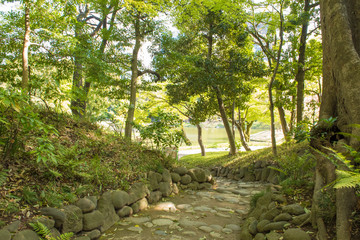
311 1 360 238
235 110 251 152
296 0 311 124
196 124 206 156
215 86 237 155
278 106 290 141
125 17 141 139
22 2 30 92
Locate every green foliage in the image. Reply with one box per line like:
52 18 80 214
134 109 187 150
250 191 265 210
30 221 74 240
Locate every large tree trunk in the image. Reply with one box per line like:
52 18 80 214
196 124 206 156
295 0 311 124
125 17 141 139
22 2 30 92
278 106 290 141
215 87 237 155
311 1 360 239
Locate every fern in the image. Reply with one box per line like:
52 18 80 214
30 221 74 240
334 170 360 189
29 222 51 239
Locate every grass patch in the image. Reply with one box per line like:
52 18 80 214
180 151 230 168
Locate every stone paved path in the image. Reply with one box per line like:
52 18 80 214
101 178 271 240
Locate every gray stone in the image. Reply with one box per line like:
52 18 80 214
248 219 258 235
263 221 289 232
128 182 150 204
117 206 133 218
97 191 120 232
49 228 60 238
0 229 11 240
155 172 162 182
274 213 293 222
85 196 98 208
127 226 143 233
249 206 267 219
62 205 83 233
148 171 160 190
254 169 262 181
188 168 206 182
267 168 279 184
40 207 65 228
3 220 21 232
210 232 222 238
111 190 129 209
83 210 105 231
31 217 55 229
173 166 188 175
73 237 91 240
254 233 266 240
210 225 223 231
152 219 174 226
261 208 281 221
171 172 181 183
291 212 311 225
178 218 207 228
244 171 256 182
256 220 270 233
266 231 282 240
180 174 192 185
154 230 166 235
159 181 172 197
283 228 311 240
254 161 263 168
162 169 172 183
13 230 39 240
204 169 212 182
225 224 241 231
256 192 272 208
83 229 101 240
148 191 162 204
138 198 149 211
199 182 213 189
187 181 199 190
222 228 233 234
127 216 151 224
282 204 305 216
76 198 96 213
260 168 271 182
239 229 253 240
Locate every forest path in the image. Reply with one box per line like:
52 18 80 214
101 177 270 240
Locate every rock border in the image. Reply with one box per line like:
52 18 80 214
0 167 214 240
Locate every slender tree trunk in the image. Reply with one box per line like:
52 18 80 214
236 109 251 151
22 2 30 92
268 2 284 156
278 106 290 141
231 102 235 137
125 17 141 139
245 121 254 142
196 124 206 156
70 51 84 117
296 0 311 124
215 86 237 155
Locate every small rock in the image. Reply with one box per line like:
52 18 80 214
210 225 223 231
62 205 83 233
76 198 96 213
179 218 206 228
73 237 90 240
13 230 39 240
83 210 105 231
263 221 289 232
154 202 177 212
180 174 192 185
266 231 282 240
111 190 130 209
283 228 311 240
199 226 213 232
82 229 101 240
117 206 133 218
254 233 266 240
194 206 212 212
210 231 223 238
40 207 65 228
0 229 11 240
173 167 188 175
148 191 162 204
127 226 143 233
127 216 151 224
162 169 172 183
225 224 240 231
171 172 181 183
222 228 233 234
256 219 270 233
282 204 305 215
143 222 154 228
216 212 231 218
176 204 192 210
155 230 167 236
31 217 55 229
4 220 21 232
274 213 293 222
152 218 174 226
183 231 197 236
291 212 311 225
159 182 172 197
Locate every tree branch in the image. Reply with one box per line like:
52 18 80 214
138 69 161 81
